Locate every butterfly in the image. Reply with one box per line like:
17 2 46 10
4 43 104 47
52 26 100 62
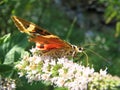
11 16 83 58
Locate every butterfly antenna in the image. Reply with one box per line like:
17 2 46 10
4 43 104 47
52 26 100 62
82 51 89 67
86 48 111 65
82 43 96 47
66 17 77 41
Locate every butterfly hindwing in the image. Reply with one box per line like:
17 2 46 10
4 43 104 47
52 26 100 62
30 35 71 50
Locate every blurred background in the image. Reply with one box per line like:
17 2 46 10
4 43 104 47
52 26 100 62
0 0 120 90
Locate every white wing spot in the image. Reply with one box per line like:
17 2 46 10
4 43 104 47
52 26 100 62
27 24 35 32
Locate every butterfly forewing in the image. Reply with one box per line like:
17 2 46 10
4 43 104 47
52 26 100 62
12 16 81 58
12 16 52 36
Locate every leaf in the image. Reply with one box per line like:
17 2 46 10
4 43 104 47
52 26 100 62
106 11 117 24
0 64 13 73
4 46 28 64
0 34 11 63
115 22 120 37
0 33 30 64
0 33 11 44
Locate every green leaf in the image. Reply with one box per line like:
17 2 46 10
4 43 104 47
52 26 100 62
0 64 13 73
0 33 30 64
54 87 68 90
4 46 28 64
106 11 117 24
0 33 11 44
115 22 120 37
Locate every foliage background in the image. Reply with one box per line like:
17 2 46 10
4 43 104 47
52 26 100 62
0 0 120 90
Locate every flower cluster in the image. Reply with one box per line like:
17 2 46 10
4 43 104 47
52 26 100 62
15 48 120 90
0 76 16 90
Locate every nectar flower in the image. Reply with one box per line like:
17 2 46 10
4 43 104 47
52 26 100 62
0 76 16 90
15 48 120 90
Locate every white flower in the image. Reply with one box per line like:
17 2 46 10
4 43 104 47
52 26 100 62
51 77 59 84
18 72 24 77
11 83 16 89
0 77 16 90
55 77 66 87
49 60 56 66
30 48 38 54
41 73 51 81
15 47 120 90
100 68 107 76
83 67 94 76
25 66 31 71
34 56 42 64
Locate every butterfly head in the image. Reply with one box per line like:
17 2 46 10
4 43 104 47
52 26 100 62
72 45 83 53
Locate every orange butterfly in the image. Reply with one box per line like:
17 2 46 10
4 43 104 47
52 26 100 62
11 16 83 58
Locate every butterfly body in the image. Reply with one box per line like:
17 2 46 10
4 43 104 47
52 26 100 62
12 16 83 58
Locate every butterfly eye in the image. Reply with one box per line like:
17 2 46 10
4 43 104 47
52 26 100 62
78 47 83 52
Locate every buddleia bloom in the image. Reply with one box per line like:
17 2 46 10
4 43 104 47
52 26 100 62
0 76 16 90
15 48 120 90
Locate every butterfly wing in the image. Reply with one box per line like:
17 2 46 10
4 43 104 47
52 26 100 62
12 16 71 51
11 16 52 36
30 35 71 50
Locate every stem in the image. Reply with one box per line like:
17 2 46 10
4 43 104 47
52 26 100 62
66 17 77 41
